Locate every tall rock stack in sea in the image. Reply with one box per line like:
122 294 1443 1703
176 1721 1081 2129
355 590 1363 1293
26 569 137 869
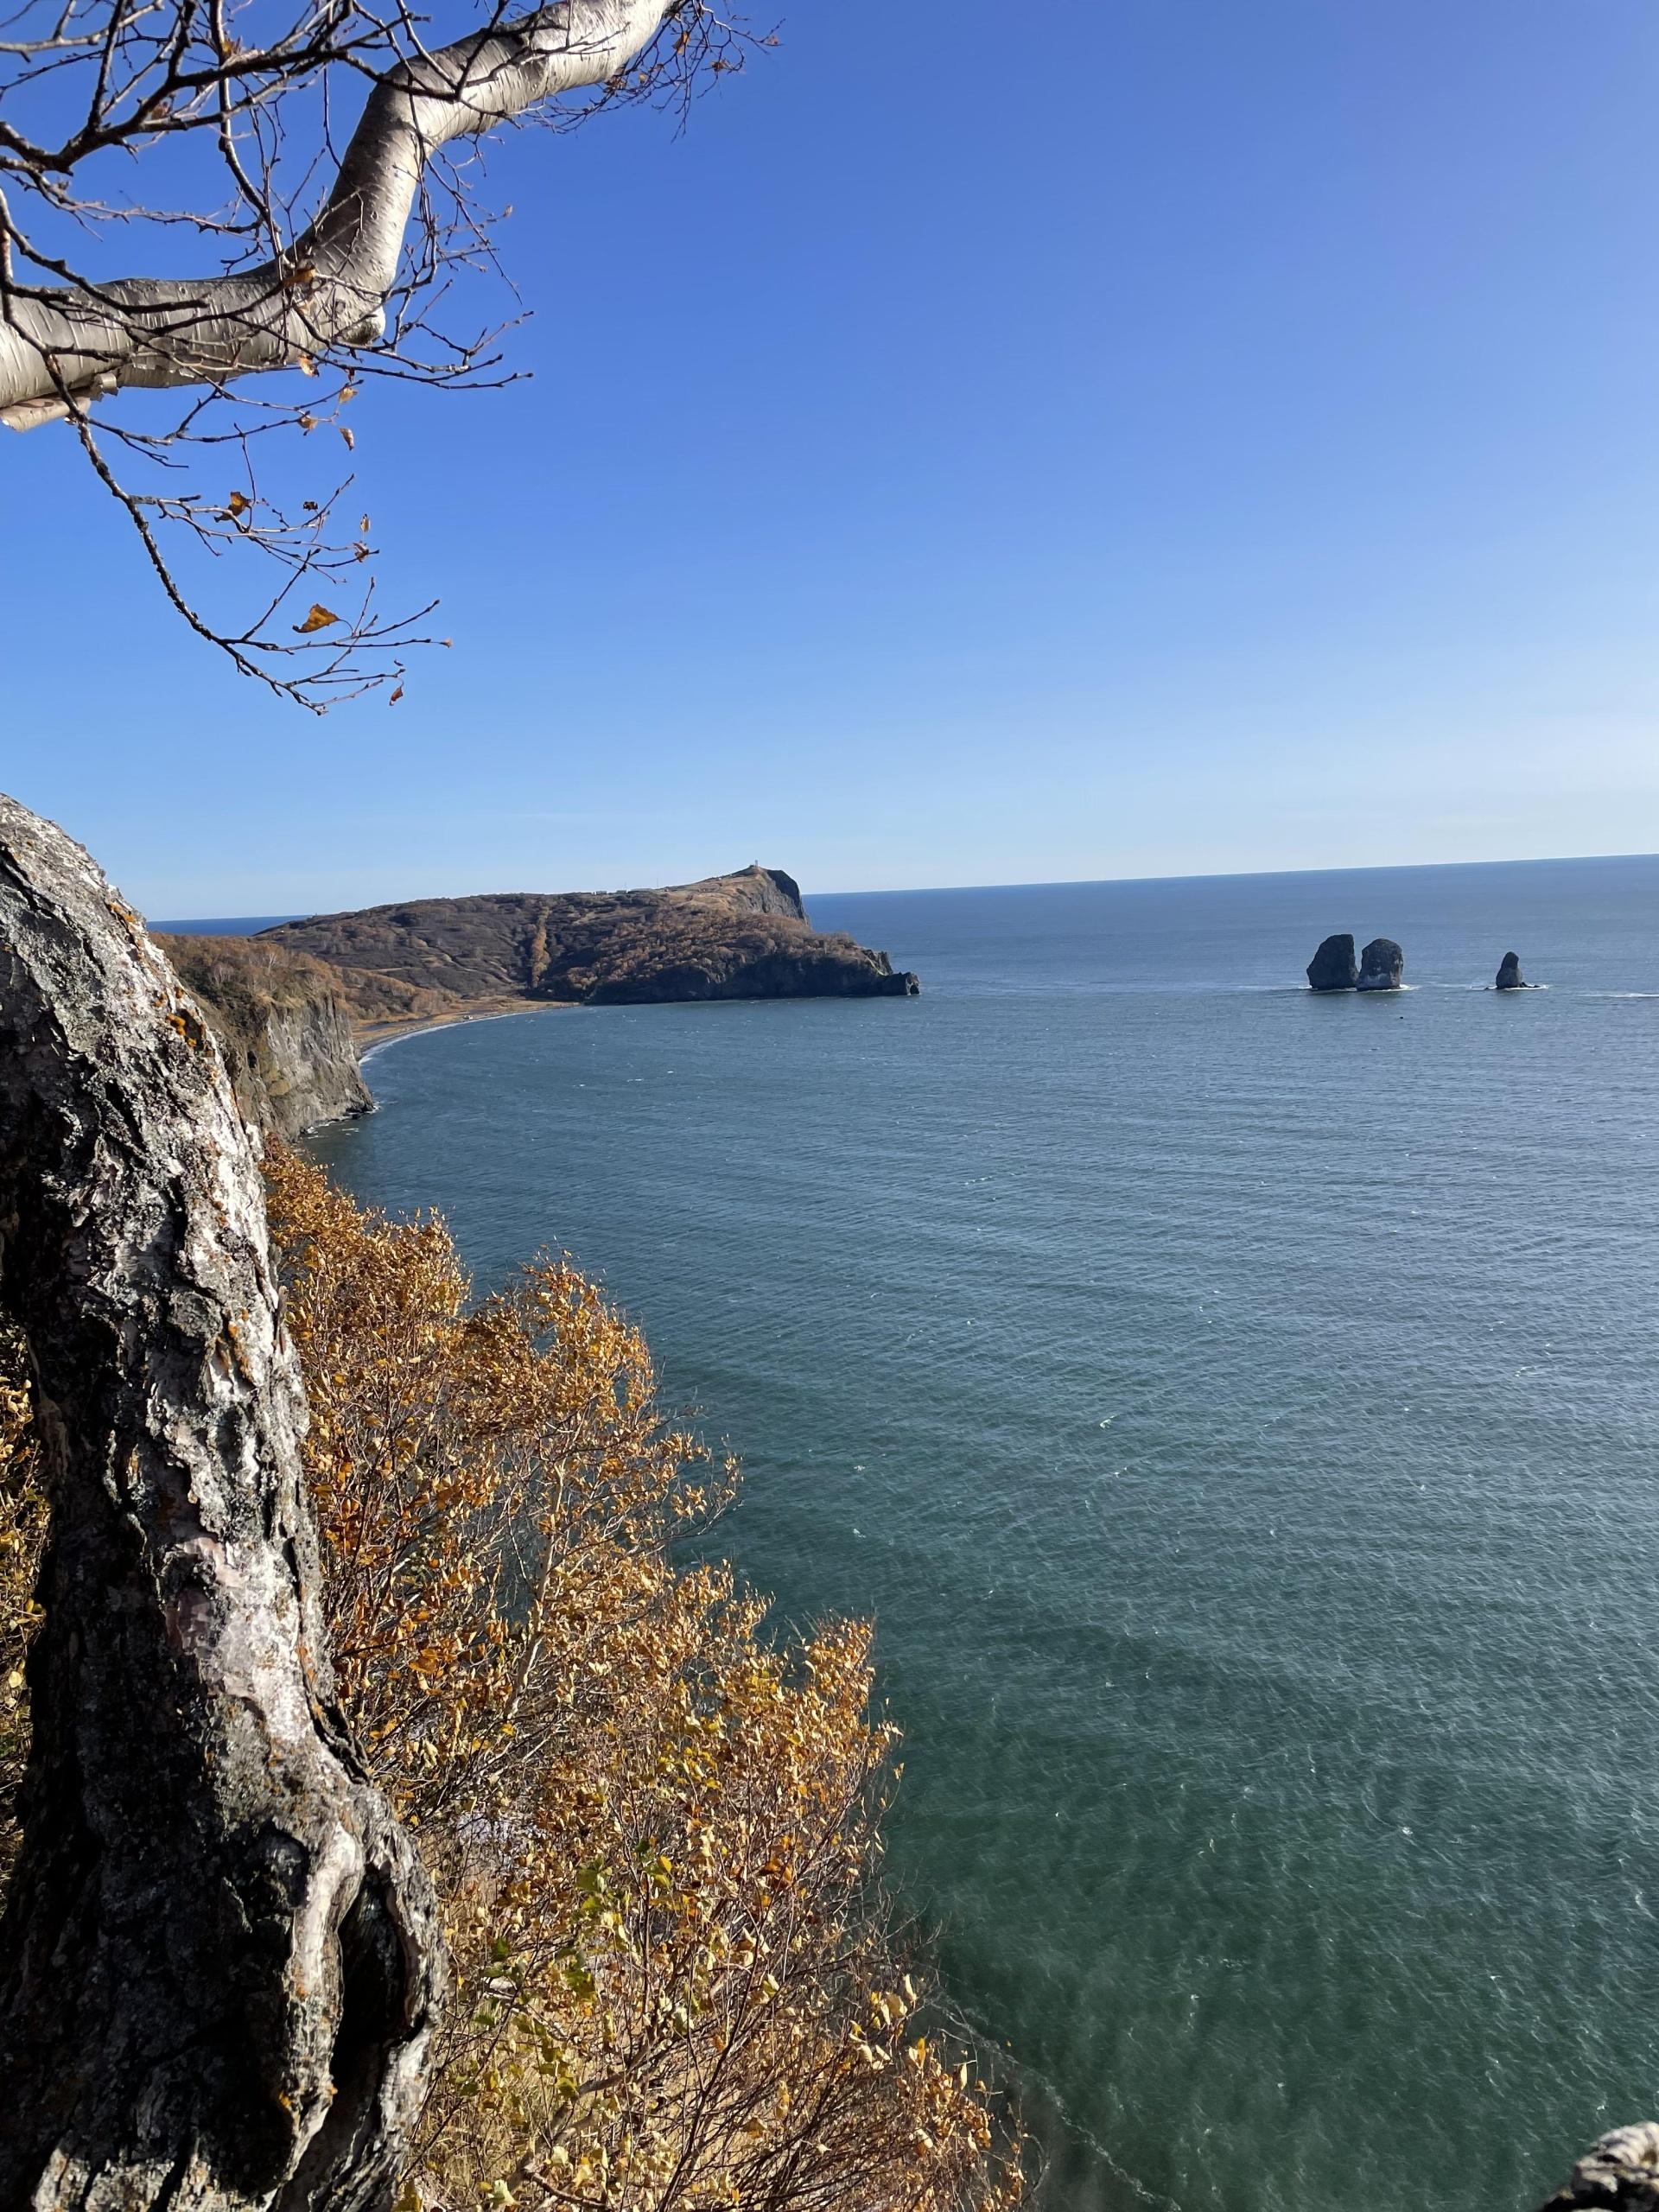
1357 938 1404 992
1496 951 1525 990
1307 934 1358 991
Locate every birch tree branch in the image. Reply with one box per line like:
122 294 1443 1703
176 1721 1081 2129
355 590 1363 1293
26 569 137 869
0 0 675 425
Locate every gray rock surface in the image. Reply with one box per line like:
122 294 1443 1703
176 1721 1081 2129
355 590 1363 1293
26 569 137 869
157 933 373 1137
1535 2124 1659 2209
1497 950 1525 990
1357 938 1404 992
1306 934 1357 991
0 797 442 2211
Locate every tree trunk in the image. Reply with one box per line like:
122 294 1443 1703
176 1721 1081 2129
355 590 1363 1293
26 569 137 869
0 796 443 2211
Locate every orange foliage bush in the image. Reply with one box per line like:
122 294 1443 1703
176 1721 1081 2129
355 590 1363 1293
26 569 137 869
0 1149 1020 2212
264 1143 1020 2212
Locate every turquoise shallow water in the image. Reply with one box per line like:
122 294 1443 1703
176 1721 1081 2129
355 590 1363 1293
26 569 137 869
309 856 1659 2212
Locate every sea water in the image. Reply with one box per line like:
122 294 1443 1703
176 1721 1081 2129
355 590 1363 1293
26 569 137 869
308 856 1659 2212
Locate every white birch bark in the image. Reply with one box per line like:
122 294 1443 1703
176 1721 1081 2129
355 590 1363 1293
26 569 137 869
0 0 672 427
0 795 444 2212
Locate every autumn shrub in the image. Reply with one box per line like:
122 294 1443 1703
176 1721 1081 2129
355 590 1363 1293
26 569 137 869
0 1149 1020 2211
266 1145 1020 2212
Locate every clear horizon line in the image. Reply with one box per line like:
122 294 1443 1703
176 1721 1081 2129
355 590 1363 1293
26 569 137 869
804 847 1659 901
148 844 1659 931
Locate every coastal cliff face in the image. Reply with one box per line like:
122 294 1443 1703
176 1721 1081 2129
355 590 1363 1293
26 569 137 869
257 866 920 1006
155 934 373 1139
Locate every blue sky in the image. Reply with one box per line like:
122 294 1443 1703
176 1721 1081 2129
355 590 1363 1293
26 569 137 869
5 0 1657 917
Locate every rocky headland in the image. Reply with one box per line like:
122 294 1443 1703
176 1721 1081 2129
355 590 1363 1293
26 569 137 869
160 867 918 1136
257 865 918 1009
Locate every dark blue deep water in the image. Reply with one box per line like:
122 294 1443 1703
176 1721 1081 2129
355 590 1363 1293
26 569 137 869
308 857 1659 2212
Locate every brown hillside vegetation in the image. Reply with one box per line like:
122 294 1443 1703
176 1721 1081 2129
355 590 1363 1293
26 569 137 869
258 866 921 1007
0 1154 1017 2212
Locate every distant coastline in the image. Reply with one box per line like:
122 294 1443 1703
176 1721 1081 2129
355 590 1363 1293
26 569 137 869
156 864 918 1140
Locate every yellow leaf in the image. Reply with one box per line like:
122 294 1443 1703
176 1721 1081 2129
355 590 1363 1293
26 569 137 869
294 604 342 634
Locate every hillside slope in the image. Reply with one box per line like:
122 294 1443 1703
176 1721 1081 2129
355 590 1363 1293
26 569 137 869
257 867 920 1006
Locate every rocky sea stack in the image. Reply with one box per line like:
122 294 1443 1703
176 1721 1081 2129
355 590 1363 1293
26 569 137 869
1357 938 1404 992
1306 933 1358 991
1496 951 1525 990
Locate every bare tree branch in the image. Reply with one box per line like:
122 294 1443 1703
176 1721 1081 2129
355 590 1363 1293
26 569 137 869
0 0 760 700
0 0 680 419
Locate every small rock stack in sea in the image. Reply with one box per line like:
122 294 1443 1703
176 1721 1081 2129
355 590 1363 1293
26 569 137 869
1496 951 1525 990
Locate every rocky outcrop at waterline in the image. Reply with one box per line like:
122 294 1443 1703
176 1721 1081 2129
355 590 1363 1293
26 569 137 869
1306 934 1358 991
1306 932 1404 991
1357 938 1404 992
156 933 372 1139
1534 2124 1659 2209
257 866 921 1007
1497 951 1526 990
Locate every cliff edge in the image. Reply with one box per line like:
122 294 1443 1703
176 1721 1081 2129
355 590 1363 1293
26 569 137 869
257 866 920 1007
156 934 374 1140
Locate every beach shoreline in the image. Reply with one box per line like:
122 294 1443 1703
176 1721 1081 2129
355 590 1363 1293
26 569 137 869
354 1000 575 1060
